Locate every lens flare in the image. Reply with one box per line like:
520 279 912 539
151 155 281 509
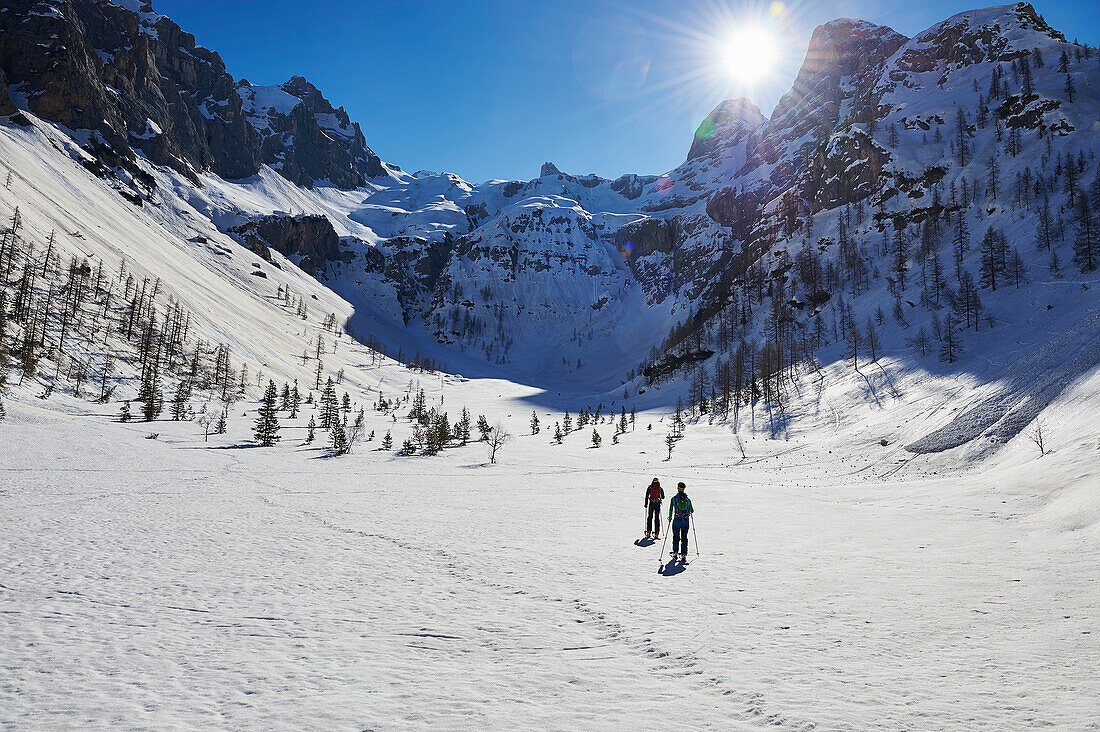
717 27 779 84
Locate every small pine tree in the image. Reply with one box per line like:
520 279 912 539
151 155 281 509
939 314 963 364
865 318 882 362
306 414 316 443
553 422 563 444
170 380 192 421
120 400 132 422
214 411 227 435
320 378 339 429
138 369 163 422
591 429 602 448
1049 247 1063 278
457 407 471 445
665 432 676 460
562 410 572 433
1073 198 1098 272
254 380 281 447
331 421 349 455
476 414 491 441
612 433 619 445
381 430 393 450
530 410 540 435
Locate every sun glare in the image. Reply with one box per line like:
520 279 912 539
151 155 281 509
717 27 778 84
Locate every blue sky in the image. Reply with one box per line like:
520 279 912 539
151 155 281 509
154 1 1098 183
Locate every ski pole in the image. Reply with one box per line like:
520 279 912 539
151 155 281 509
690 515 700 556
658 513 672 567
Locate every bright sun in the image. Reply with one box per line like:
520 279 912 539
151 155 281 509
717 27 778 84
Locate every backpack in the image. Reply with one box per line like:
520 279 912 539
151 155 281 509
673 494 691 518
648 484 662 502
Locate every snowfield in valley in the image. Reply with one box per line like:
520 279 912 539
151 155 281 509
2 361 1098 729
0 0 1099 728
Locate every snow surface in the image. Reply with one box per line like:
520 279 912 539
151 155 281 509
2 363 1098 729
1 3 1099 727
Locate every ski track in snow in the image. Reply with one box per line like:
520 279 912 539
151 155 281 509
2 388 1098 730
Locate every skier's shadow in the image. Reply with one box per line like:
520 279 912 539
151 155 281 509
634 537 655 547
658 561 686 577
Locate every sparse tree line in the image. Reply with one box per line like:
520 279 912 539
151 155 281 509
633 44 1099 426
0 199 266 432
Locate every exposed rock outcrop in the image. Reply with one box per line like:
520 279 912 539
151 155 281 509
229 214 352 276
0 0 391 188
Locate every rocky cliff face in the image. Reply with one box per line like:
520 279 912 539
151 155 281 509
0 0 392 189
2 0 1094 382
238 77 389 189
228 214 354 276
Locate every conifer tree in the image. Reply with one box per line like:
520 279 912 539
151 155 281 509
254 380 281 447
906 326 932 358
553 422 563 444
331 420 349 455
665 432 676 460
289 382 300 419
382 430 393 450
170 379 192 421
562 410 572 433
306 414 316 443
476 414 491 441
939 314 962 364
530 410 540 435
456 407 471 445
319 378 339 429
280 383 291 410
138 366 163 422
120 400 131 422
215 410 227 435
865 318 882 362
591 429 602 448
1073 197 1098 272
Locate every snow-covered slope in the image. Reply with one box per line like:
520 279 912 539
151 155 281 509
1 2 1099 728
1 1 1097 436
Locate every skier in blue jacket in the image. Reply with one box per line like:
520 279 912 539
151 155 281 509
668 482 693 562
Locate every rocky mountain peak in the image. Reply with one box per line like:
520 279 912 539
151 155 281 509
892 2 1065 76
540 162 562 177
0 0 392 192
686 98 764 162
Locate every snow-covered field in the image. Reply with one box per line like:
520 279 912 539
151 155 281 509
3 364 1098 730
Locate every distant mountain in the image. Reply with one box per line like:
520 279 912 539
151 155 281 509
0 0 393 188
1 1 1098 448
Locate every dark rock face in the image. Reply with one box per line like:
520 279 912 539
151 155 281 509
540 162 562 177
614 217 675 260
609 173 657 200
0 69 15 116
376 235 456 321
229 214 352 276
0 0 389 188
0 0 260 180
240 76 388 189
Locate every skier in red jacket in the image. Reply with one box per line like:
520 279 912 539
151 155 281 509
644 478 665 539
